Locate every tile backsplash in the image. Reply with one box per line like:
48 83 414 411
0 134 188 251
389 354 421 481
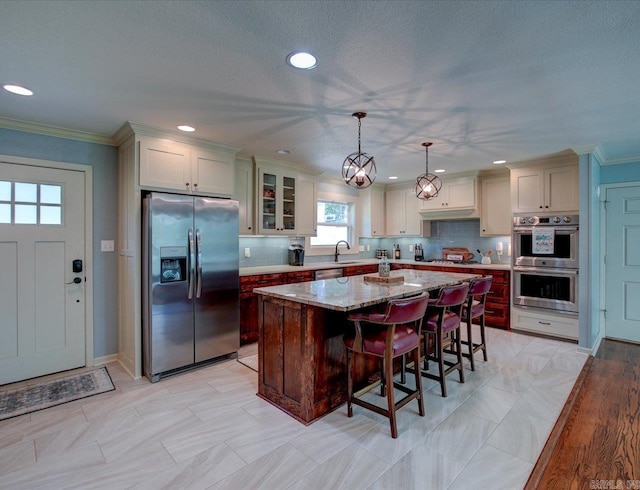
239 219 511 267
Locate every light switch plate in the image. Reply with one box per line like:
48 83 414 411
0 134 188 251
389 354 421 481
409 245 414 252
101 240 115 252
244 247 251 258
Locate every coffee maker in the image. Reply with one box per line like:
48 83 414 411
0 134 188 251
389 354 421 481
414 243 425 261
288 243 305 266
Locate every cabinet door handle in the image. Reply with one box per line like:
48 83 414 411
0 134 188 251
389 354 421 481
194 183 198 188
538 321 551 325
485 309 495 314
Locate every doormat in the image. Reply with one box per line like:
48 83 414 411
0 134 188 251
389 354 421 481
237 354 258 372
0 367 115 421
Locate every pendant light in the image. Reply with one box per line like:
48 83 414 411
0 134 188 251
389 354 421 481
415 141 442 200
342 112 376 189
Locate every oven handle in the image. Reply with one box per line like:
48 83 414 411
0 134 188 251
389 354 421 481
513 266 579 275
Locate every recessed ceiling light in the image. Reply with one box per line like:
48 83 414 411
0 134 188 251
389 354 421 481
177 125 195 132
276 149 290 154
493 160 506 164
286 51 317 69
3 84 34 96
388 176 398 180
434 169 446 173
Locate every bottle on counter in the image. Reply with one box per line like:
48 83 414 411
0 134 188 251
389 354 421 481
394 244 400 260
379 255 390 277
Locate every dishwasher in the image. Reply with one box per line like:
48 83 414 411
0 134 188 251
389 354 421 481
315 268 343 280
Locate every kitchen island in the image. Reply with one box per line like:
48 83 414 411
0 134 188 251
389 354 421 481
253 268 481 424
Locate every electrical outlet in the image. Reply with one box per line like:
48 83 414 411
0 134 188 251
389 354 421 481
359 245 364 252
366 244 370 251
409 245 414 252
244 247 251 258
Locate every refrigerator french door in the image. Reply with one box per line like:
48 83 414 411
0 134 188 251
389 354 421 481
143 192 239 382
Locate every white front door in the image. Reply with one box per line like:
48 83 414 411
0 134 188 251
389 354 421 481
605 184 640 343
0 162 86 385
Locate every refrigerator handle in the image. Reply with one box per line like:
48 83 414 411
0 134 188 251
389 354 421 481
196 228 203 299
188 228 195 299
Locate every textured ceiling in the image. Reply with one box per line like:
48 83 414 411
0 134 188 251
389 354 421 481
1 0 639 182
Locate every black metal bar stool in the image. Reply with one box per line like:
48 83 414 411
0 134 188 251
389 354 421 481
344 292 430 438
420 283 469 398
460 276 493 371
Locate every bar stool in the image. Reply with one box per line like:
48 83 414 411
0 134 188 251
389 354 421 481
344 293 430 438
421 283 469 398
460 276 493 371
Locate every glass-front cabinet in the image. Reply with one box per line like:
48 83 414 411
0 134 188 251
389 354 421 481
258 168 296 234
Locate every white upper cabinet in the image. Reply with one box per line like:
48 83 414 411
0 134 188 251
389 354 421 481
418 175 478 216
139 138 190 191
358 186 385 237
139 137 236 197
190 147 235 196
511 163 578 213
255 160 318 236
480 175 511 236
386 187 427 236
235 157 254 234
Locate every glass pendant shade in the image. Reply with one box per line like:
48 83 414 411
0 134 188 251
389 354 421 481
342 112 376 189
415 142 442 200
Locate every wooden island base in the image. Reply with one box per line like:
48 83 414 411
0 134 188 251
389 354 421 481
257 295 376 424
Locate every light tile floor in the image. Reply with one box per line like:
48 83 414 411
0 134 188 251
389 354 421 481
0 327 587 489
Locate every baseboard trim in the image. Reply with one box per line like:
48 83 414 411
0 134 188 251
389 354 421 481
94 354 119 365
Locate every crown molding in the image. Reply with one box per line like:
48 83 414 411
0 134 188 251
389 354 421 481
599 153 640 166
113 121 240 154
0 116 115 146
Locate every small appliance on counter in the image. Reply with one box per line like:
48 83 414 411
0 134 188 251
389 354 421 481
414 243 424 261
288 243 305 266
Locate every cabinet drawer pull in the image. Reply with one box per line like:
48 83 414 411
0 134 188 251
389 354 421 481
485 309 495 314
538 321 551 325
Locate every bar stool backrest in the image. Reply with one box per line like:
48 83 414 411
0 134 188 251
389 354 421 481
381 292 430 325
434 283 469 308
468 276 492 297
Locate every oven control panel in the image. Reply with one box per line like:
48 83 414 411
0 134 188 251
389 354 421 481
515 215 577 226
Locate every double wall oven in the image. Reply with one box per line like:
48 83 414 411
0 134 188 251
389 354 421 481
512 215 579 314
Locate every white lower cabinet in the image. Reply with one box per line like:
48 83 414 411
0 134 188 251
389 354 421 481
511 306 579 340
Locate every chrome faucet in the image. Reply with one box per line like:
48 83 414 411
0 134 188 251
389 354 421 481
334 240 351 262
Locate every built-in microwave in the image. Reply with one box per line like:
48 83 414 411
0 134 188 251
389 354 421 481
512 215 579 269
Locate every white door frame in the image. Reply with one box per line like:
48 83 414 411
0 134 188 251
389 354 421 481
600 180 640 343
0 153 94 368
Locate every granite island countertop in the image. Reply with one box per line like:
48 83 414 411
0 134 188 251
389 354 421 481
253 268 481 312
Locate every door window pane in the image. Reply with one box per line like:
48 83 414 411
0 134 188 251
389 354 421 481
41 185 62 204
15 182 37 203
0 203 10 223
0 181 10 201
15 204 37 224
40 205 62 225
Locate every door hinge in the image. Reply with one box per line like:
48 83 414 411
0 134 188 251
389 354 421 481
603 199 609 211
604 255 606 264
601 308 607 318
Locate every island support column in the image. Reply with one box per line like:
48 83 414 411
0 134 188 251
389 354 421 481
257 295 372 424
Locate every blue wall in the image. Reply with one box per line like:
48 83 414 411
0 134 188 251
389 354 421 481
0 128 119 358
600 160 640 184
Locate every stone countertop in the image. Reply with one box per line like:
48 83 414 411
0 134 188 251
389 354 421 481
240 258 510 276
253 268 481 312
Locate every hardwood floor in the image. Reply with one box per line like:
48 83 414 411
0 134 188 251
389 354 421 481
0 328 587 489
526 339 640 489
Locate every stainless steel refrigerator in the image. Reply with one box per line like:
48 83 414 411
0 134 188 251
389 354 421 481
143 192 239 382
